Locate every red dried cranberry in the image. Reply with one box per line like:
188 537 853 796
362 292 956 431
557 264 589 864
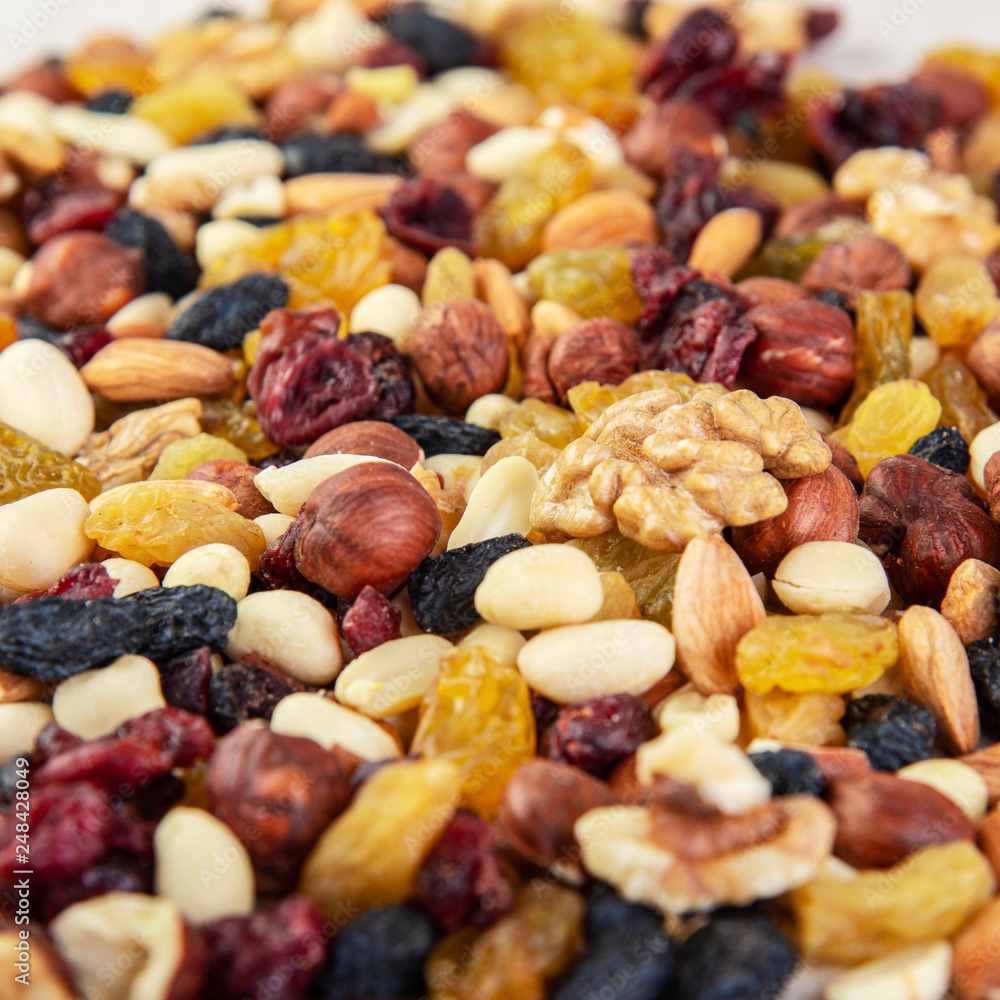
413 810 514 931
22 155 123 245
546 693 657 777
683 49 790 125
208 653 306 733
159 646 214 715
382 177 475 256
198 896 327 1000
14 563 116 603
341 331 414 420
40 852 153 919
259 514 322 596
531 693 561 733
54 325 113 368
341 585 403 655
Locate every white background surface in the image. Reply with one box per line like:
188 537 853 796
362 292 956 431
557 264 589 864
2 0 1000 85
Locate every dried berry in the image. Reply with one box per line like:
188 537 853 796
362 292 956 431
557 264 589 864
199 896 327 1000
342 585 403 656
383 3 485 75
280 131 384 177
383 177 475 256
208 653 306 733
259 515 329 600
53 325 113 368
639 8 736 100
389 413 501 457
105 207 199 300
0 585 237 683
342 331 414 421
967 639 1000 736
14 563 116 603
158 646 213 715
0 419 101 505
413 810 514 930
409 534 532 634
908 425 970 474
546 693 656 777
674 915 797 1000
844 694 937 771
748 748 827 797
310 904 439 1000
167 273 290 352
23 156 123 245
87 88 132 112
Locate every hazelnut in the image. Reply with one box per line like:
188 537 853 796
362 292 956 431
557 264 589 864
821 431 864 492
740 299 855 408
800 234 912 306
302 419 422 467
206 722 351 893
263 73 340 142
407 297 509 413
546 318 639 402
731 465 859 577
620 100 725 179
773 194 864 239
296 461 441 600
410 109 499 176
966 316 1000 399
987 451 1000 519
24 231 146 330
735 276 810 307
186 460 276 520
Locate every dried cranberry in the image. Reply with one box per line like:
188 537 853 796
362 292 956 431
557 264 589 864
413 810 514 930
341 331 414 421
805 8 839 41
258 514 334 603
684 50 790 125
341 585 403 655
546 694 657 777
199 896 327 1000
208 653 306 733
13 563 116 603
54 325 113 367
22 155 123 245
531 693 561 734
40 852 153 918
383 177 475 256
159 646 214 715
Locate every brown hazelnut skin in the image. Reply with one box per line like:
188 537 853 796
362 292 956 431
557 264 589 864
206 723 351 893
800 234 912 306
546 318 639 403
303 419 422 467
731 465 859 578
24 231 146 330
296 461 441 600
186 460 275 520
408 297 509 413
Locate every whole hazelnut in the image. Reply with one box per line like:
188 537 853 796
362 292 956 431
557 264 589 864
731 465 860 578
303 420 422 467
24 231 146 330
410 109 499 176
773 195 864 239
296 461 441 600
620 100 724 179
546 318 639 403
407 297 509 413
800 234 912 306
186 460 276 520
263 74 340 142
740 299 855 408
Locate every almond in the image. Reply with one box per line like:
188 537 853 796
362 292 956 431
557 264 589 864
829 771 974 869
81 339 236 402
961 743 1000 806
941 557 1000 646
283 172 403 215
542 189 658 251
898 604 980 753
671 534 766 695
687 207 762 278
953 896 1000 999
474 257 530 347
979 807 1000 878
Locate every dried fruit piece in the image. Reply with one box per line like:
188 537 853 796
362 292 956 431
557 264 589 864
342 585 403 656
390 414 500 457
199 399 279 461
844 695 937 771
208 654 305 732
527 248 642 327
150 433 248 480
546 694 655 777
908 425 971 472
744 689 847 746
0 420 100 505
922 358 998 444
915 256 1000 347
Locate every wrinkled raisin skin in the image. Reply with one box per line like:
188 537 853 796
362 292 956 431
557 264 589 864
389 413 501 457
158 646 213 715
546 694 656 777
14 564 116 603
383 177 475 256
749 748 827 797
969 639 1000 736
844 694 937 771
908 426 970 474
106 206 199 300
208 653 305 733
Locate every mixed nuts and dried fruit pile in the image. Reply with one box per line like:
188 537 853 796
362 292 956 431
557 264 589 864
6 0 1000 996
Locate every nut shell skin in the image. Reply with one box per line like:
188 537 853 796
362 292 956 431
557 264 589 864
407 297 509 413
546 318 639 403
296 462 441 600
303 420 422 467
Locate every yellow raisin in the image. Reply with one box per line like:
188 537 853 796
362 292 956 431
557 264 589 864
567 371 705 428
131 73 258 144
0 421 100 506
482 432 561 478
915 256 1000 347
199 399 279 461
735 612 899 695
527 246 642 326
498 399 582 449
411 647 536 819
743 689 846 746
149 433 248 480
921 357 998 442
64 38 152 97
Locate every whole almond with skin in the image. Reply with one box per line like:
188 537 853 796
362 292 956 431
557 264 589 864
961 743 1000 806
829 771 974 869
941 558 1000 646
979 807 1000 878
542 190 658 251
474 257 530 347
81 339 236 402
687 207 762 278
897 604 980 754
953 896 1000 999
671 534 766 696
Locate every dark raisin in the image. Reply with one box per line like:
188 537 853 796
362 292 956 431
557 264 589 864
341 331 415 421
0 585 237 683
748 749 827 797
53 325 113 368
531 693 561 735
13 563 116 603
237 214 284 227
408 534 532 634
208 653 305 733
585 882 664 940
908 425 970 474
383 3 484 76
310 904 438 1000
167 273 290 352
383 177 475 256
341 585 403 656
259 515 320 595
86 89 132 113
105 207 199 300
844 694 937 771
675 914 797 1000
191 125 263 144
814 287 851 311
624 0 651 38
388 413 501 457
281 132 383 177
546 694 656 778
968 639 1000 736
199 896 327 1000
158 646 214 715
413 810 514 930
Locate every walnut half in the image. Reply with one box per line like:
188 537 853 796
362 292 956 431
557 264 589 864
530 387 830 551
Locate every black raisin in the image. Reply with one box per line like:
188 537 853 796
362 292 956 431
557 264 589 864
388 413 501 456
844 693 937 771
310 904 439 1000
674 914 798 1000
749 749 827 797
208 654 305 732
167 273 290 351
908 425 970 474
343 331 415 421
281 132 382 178
0 585 237 683
383 3 484 76
408 534 532 633
158 646 214 715
584 882 664 940
237 215 284 227
191 125 263 144
105 207 199 300
968 638 1000 735
87 89 132 113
